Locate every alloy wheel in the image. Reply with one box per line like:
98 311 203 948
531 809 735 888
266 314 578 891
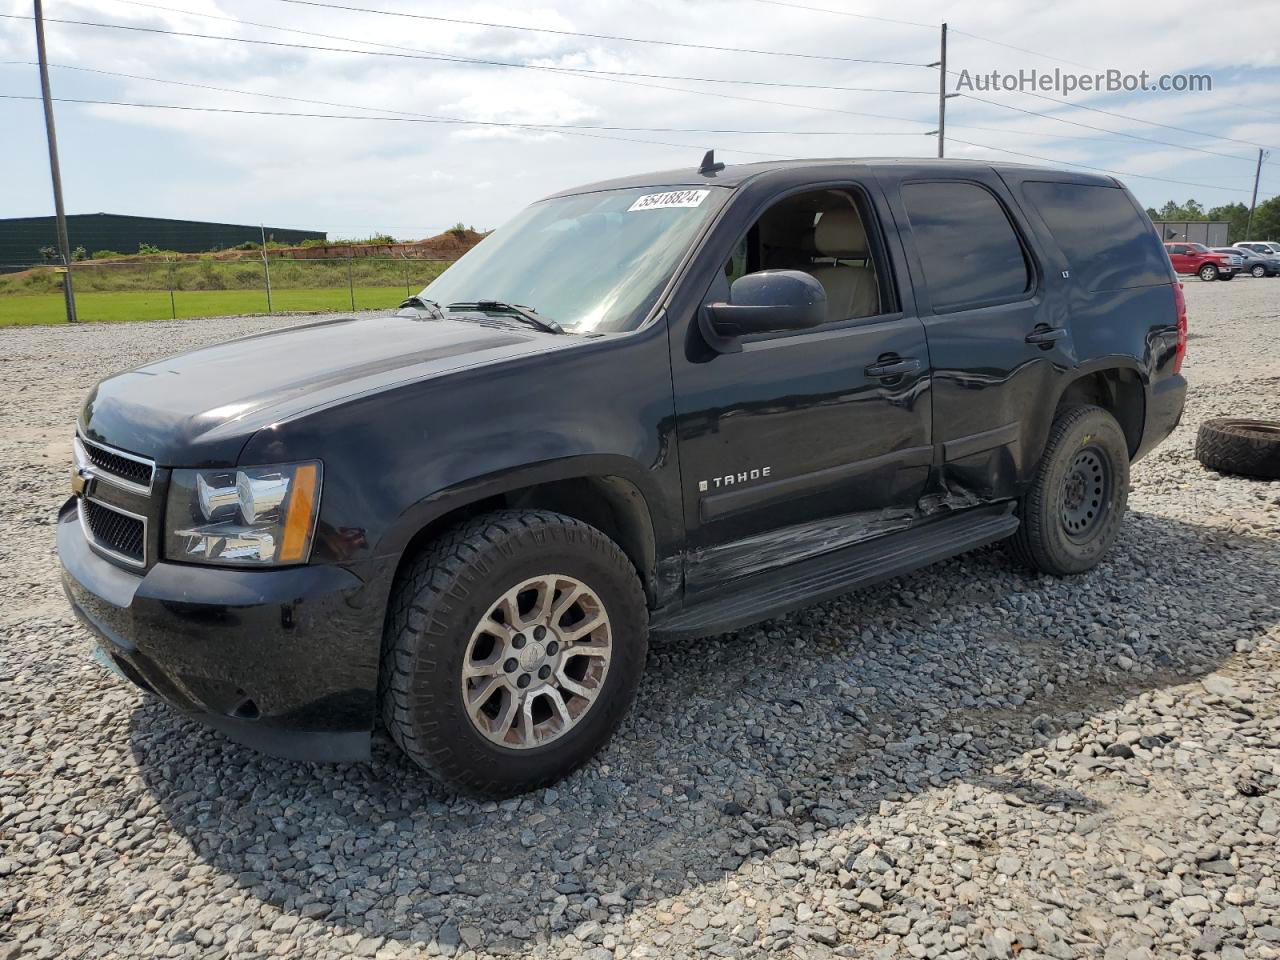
460 574 612 749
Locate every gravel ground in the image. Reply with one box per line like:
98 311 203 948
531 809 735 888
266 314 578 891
1 280 1278 960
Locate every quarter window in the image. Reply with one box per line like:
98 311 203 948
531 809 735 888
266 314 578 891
902 181 1031 311
1022 181 1170 292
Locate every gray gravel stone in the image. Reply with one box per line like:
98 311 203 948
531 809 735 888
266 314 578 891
0 283 1277 959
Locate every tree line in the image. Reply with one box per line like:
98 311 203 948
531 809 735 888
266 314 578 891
1145 196 1280 245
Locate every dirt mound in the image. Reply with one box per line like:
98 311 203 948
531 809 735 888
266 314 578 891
411 229 487 258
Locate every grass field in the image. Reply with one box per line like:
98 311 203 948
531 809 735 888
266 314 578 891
0 286 415 326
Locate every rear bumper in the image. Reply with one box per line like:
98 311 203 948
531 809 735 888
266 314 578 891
1135 373 1187 462
57 499 383 762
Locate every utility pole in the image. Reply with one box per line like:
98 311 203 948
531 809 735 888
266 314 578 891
34 0 76 322
936 22 947 158
260 224 273 313
1245 148 1268 241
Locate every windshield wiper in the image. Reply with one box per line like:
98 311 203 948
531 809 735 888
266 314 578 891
399 294 445 318
446 300 564 334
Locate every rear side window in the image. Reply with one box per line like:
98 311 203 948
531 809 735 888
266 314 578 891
902 181 1031 311
1022 181 1171 292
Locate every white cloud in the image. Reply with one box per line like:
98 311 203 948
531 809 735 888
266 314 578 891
1 0 1277 238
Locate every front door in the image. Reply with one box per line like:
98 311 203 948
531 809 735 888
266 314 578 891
667 179 933 595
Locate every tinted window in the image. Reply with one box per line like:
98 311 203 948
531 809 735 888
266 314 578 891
1023 181 1171 292
902 181 1030 311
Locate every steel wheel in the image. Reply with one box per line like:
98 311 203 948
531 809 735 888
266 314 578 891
1060 445 1112 541
461 574 612 750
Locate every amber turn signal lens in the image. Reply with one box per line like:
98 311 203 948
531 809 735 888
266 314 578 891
278 462 320 564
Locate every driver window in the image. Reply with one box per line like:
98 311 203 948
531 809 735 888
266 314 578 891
723 189 885 323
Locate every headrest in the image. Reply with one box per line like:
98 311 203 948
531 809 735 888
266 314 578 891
814 208 868 258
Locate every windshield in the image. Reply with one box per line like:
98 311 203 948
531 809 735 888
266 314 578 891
418 185 727 333
1188 243 1210 252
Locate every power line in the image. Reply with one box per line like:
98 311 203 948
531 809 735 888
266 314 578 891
957 92 1261 162
942 116 1245 149
3 12 941 131
945 136 1276 198
21 8 1267 187
947 28 1095 70
746 0 1276 152
259 0 929 66
0 93 934 139
0 13 932 93
950 72 1280 153
15 59 1243 162
743 0 934 29
5 10 936 97
0 71 798 160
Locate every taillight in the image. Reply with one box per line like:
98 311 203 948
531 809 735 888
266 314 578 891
1173 282 1187 374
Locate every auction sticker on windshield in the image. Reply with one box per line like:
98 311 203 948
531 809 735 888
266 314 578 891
627 189 710 212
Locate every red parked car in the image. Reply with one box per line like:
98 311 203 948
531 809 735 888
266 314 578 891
1164 242 1236 281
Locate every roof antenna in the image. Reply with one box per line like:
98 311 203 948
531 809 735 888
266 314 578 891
699 149 725 176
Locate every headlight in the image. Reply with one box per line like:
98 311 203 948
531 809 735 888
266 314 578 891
165 461 322 566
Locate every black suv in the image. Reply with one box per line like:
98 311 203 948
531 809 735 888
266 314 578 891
59 157 1187 796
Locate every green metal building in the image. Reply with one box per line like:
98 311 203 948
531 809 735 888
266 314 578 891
0 213 326 270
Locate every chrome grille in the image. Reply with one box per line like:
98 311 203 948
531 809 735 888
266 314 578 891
80 499 147 567
77 434 155 493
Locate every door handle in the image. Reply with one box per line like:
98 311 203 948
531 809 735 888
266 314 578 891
864 357 921 378
1025 326 1068 345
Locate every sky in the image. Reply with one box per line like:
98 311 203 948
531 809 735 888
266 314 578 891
1 0 1278 242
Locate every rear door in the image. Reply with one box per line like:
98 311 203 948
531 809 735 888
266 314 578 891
880 167 1073 501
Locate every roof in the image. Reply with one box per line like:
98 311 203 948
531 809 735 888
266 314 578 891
544 156 1118 200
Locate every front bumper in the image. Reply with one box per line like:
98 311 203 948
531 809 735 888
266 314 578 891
57 499 383 762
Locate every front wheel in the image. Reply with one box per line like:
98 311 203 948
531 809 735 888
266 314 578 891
1008 405 1130 576
1219 272 1235 281
1198 264 1218 281
1252 265 1266 278
381 510 648 796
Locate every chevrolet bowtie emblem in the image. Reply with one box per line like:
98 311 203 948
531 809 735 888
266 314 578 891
70 467 94 498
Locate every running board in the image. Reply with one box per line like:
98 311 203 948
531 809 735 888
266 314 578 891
650 504 1018 640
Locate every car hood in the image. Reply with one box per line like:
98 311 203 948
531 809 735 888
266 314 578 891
79 314 544 465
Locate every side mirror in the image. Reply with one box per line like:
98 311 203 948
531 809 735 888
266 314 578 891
704 270 827 343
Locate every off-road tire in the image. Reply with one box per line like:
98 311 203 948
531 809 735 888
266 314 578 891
1195 418 1280 480
1008 405 1130 576
380 509 648 797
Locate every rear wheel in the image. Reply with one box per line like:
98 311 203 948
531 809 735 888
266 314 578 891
1008 405 1130 576
1198 263 1218 281
381 510 648 796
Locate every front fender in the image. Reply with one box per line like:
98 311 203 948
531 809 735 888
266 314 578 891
236 320 683 575
377 453 663 560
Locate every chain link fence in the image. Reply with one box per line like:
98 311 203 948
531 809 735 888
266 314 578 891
0 256 453 325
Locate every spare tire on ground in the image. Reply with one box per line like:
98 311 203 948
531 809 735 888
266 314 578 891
1195 418 1280 479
